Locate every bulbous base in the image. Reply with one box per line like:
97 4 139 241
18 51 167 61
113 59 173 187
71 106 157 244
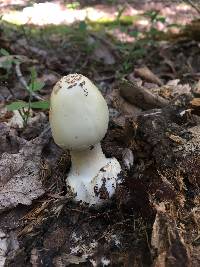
66 157 122 206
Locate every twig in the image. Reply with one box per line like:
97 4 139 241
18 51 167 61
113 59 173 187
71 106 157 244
15 63 44 101
95 75 115 82
119 78 169 110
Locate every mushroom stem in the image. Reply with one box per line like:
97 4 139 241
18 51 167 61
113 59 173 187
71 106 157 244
67 143 121 205
70 143 108 181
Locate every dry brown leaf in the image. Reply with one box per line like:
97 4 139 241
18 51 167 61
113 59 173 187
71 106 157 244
190 98 200 107
159 81 192 99
0 123 26 155
88 37 115 65
119 79 168 110
107 88 141 127
166 79 180 87
0 86 12 102
38 73 59 87
12 38 47 59
0 230 19 267
134 66 163 86
167 134 185 144
7 110 24 129
108 89 141 118
0 130 51 212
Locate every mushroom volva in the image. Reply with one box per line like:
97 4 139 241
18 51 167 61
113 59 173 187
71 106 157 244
49 74 121 205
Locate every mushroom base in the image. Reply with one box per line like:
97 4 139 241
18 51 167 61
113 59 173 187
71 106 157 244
66 144 122 205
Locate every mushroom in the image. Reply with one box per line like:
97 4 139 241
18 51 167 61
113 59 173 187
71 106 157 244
49 74 122 205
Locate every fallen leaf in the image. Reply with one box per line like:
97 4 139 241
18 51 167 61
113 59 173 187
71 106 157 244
167 134 185 144
88 37 115 65
0 86 12 102
166 79 180 87
119 79 168 110
0 123 26 154
190 98 200 107
134 66 163 86
7 110 24 129
0 230 19 267
13 39 47 59
108 89 141 119
159 81 192 99
38 73 59 87
0 130 51 212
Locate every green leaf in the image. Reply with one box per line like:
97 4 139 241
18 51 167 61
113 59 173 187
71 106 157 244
129 30 139 37
30 67 37 81
148 27 161 36
30 100 50 109
6 101 29 111
32 81 45 91
66 1 80 9
156 16 166 23
12 58 21 65
1 60 12 70
0 48 10 56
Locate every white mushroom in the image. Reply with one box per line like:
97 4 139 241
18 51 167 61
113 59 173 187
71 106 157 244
49 74 122 205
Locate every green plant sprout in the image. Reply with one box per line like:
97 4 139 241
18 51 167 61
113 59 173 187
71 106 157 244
6 67 49 128
143 10 167 39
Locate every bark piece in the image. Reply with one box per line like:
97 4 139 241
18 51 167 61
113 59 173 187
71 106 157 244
53 253 87 266
151 204 191 267
119 79 169 110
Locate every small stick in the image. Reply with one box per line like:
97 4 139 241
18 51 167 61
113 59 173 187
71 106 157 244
119 78 169 110
15 63 44 101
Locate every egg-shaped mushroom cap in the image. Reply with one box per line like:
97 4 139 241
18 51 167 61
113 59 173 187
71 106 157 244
49 74 109 151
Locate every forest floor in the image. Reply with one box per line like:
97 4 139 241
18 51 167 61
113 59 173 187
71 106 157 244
1 1 200 266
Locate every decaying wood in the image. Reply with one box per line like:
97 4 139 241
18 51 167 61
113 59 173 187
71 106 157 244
151 204 191 267
119 79 169 110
